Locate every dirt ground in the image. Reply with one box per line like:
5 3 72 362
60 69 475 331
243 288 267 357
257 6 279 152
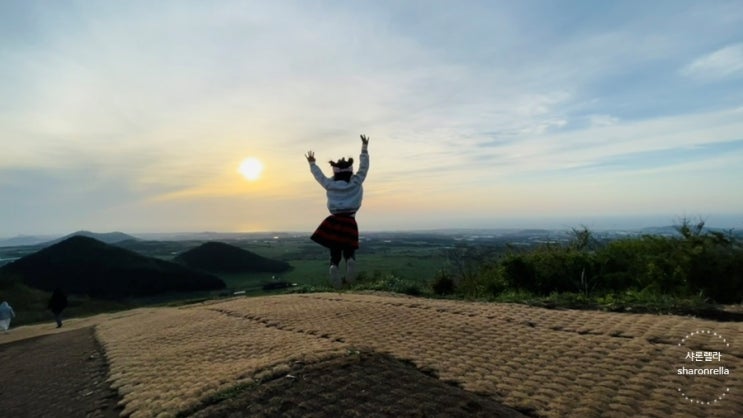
186 351 532 418
0 327 123 417
0 326 529 417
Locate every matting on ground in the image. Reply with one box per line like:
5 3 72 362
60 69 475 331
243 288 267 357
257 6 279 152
95 292 742 418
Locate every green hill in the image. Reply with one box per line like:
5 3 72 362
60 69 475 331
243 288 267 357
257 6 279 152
174 241 292 273
0 236 225 298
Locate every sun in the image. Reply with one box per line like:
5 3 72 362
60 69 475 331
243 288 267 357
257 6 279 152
238 157 264 181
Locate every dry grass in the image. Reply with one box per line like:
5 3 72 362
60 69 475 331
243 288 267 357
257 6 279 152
94 292 742 418
96 305 345 417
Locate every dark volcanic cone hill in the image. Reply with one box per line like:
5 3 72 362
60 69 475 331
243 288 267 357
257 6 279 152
43 230 140 246
174 241 292 274
0 236 225 298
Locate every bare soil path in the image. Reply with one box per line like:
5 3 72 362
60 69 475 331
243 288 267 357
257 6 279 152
0 327 123 417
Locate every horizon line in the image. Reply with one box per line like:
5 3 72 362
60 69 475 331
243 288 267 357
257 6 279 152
3 222 743 242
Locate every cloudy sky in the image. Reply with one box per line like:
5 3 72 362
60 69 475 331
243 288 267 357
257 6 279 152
1 0 742 237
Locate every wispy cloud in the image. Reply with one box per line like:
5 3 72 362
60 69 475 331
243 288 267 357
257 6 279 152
1 1 742 234
682 43 743 81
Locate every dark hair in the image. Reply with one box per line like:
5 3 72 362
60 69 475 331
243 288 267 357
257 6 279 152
329 157 353 182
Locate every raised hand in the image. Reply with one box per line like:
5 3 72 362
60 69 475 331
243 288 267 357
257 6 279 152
360 134 370 145
305 150 316 163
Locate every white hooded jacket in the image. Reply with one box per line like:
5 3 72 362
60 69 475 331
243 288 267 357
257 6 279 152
0 301 15 320
310 143 369 215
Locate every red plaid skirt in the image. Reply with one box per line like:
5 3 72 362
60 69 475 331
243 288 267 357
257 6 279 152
311 214 359 249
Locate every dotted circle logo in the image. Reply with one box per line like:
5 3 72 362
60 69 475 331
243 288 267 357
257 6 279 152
676 329 732 405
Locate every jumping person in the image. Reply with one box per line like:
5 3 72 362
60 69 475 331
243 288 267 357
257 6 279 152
306 134 370 289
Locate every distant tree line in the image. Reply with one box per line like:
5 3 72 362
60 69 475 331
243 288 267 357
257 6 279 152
435 218 743 304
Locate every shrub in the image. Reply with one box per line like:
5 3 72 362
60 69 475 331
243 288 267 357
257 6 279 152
474 220 743 304
502 254 535 291
500 246 599 296
352 271 424 296
431 271 455 295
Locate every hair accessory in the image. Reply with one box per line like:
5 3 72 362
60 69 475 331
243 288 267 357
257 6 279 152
332 166 354 173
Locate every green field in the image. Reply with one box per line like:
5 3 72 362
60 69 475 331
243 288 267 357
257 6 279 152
209 247 449 294
114 234 452 294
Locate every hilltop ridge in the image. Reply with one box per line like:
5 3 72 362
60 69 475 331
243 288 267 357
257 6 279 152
174 241 291 273
0 235 225 298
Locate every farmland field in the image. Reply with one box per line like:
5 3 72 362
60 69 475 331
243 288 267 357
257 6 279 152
119 233 460 295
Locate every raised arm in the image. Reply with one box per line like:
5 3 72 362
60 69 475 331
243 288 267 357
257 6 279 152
354 134 370 184
306 150 333 189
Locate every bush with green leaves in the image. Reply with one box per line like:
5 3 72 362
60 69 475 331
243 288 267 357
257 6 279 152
353 271 423 296
501 248 600 295
445 220 743 304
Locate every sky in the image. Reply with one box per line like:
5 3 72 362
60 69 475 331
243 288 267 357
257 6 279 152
1 0 743 237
